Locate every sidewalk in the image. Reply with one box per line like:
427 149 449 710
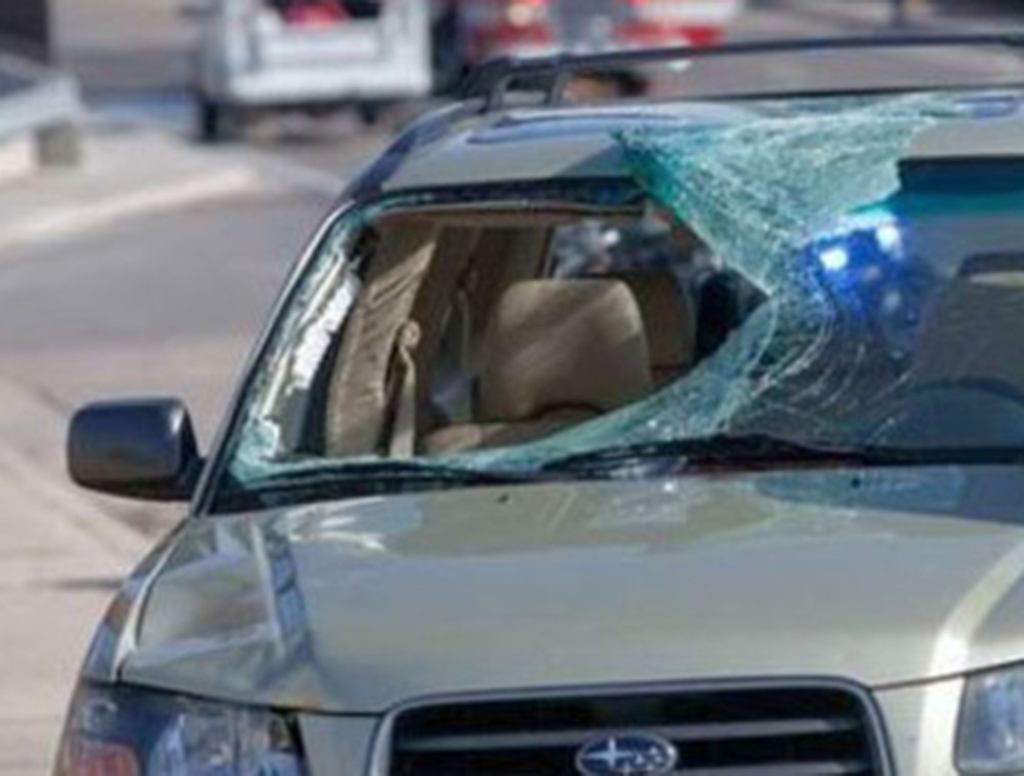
0 378 148 775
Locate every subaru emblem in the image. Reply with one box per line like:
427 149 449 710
575 733 679 776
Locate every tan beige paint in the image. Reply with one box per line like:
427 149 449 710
384 105 1024 192
119 464 1024 714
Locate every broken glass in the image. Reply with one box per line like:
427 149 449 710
221 92 1024 506
462 95 961 468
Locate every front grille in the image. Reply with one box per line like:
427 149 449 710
389 683 887 775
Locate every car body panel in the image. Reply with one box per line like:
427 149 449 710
377 98 1024 193
299 714 378 776
119 465 1024 713
874 677 965 775
380 103 757 190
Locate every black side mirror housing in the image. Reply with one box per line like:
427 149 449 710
67 399 203 502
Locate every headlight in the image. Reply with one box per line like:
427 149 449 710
959 665 1024 774
55 682 305 775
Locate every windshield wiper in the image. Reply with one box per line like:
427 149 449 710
539 433 928 474
260 459 537 488
227 459 540 504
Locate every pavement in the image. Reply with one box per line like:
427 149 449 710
0 379 148 775
3 0 1024 773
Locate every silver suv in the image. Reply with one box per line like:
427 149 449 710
56 36 1024 776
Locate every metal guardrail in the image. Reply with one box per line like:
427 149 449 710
0 53 82 167
461 32 1024 111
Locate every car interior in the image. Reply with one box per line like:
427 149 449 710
290 204 764 461
276 178 1024 465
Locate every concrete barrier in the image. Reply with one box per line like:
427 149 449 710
0 54 82 168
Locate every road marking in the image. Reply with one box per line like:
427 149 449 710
0 167 263 252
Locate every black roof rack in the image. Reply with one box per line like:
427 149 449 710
460 33 1024 112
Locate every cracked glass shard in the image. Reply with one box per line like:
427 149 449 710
225 94 978 488
464 96 952 469
231 206 373 483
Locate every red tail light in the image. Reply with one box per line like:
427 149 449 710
282 0 348 27
462 0 555 60
613 0 737 48
616 21 725 47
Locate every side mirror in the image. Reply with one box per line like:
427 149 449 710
67 399 203 502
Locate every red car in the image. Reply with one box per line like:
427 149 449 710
456 0 744 64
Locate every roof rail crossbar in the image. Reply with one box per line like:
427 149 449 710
460 33 1024 112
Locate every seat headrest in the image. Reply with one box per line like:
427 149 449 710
480 279 653 422
914 280 1024 391
614 271 696 372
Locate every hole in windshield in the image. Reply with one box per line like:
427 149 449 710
213 92 1024 512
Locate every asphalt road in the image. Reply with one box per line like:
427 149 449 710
53 0 192 92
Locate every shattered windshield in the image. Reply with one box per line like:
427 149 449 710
213 91 1024 512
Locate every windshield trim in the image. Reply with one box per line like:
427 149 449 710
192 199 358 519
204 121 1024 514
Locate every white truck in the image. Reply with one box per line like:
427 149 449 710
191 0 434 140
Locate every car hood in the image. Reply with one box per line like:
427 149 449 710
122 465 1024 713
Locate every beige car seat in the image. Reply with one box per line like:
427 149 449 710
422 279 654 455
615 271 697 385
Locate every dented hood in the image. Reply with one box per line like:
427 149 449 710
123 466 1024 713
